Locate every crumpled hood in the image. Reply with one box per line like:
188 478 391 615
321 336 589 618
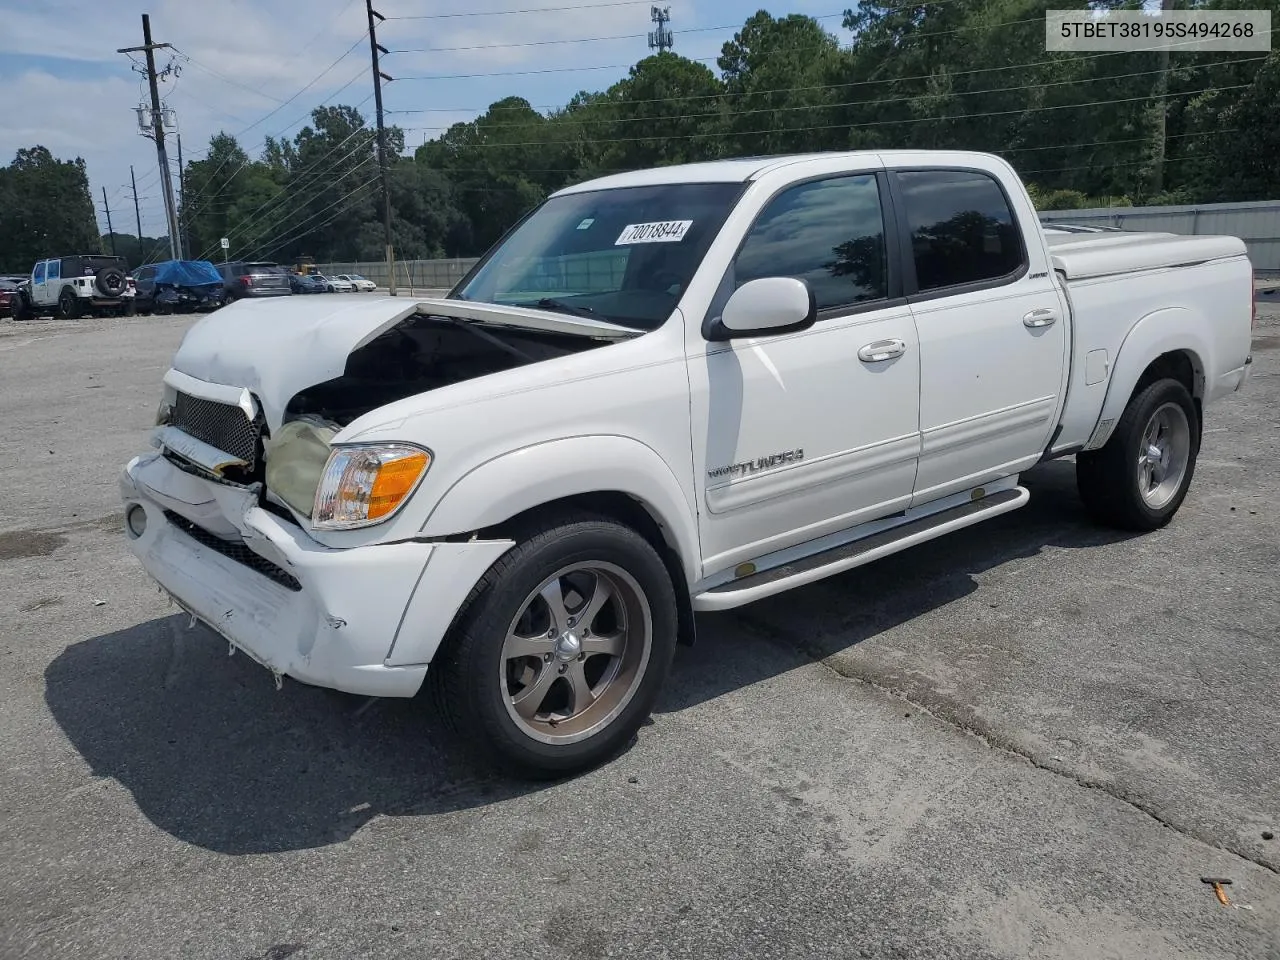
170 294 636 429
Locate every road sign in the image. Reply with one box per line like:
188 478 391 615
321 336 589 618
220 237 229 249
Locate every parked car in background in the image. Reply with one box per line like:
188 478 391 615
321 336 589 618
133 260 226 315
217 261 292 300
314 272 354 293
335 273 376 292
317 272 358 291
24 254 136 318
0 278 19 318
290 272 327 294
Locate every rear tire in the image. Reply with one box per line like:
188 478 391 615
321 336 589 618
1076 377 1200 531
430 512 678 779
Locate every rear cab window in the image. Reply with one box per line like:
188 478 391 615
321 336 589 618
893 169 1026 293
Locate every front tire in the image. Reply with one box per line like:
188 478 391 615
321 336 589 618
431 512 678 779
58 288 80 320
1076 377 1200 531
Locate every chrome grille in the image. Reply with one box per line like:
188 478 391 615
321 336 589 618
171 392 261 464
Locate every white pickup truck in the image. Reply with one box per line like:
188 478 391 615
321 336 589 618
119 150 1254 777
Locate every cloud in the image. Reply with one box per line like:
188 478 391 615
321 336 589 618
0 0 785 238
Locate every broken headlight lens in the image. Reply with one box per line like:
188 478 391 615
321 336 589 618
311 443 432 530
264 417 341 517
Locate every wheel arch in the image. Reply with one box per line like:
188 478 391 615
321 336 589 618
1085 307 1209 451
418 436 702 647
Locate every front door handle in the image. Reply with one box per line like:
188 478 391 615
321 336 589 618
1023 307 1058 328
857 338 906 363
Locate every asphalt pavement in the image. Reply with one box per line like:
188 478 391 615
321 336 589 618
1 299 1278 959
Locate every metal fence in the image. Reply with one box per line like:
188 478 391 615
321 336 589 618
317 258 479 291
320 198 1280 288
1039 199 1280 274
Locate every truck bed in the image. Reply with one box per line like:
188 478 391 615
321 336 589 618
1045 230 1247 281
1047 230 1253 455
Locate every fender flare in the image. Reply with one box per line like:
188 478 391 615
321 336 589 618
419 435 702 585
1084 306 1209 451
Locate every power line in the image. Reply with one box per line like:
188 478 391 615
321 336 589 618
187 94 375 234
386 0 651 19
198 138 376 260
388 43 1267 115
390 14 1273 84
177 34 369 139
390 12 1069 80
242 175 380 262
403 56 1265 133
177 55 287 105
385 15 848 54
179 75 372 226
405 83 1252 148
169 38 368 216
409 127 1244 180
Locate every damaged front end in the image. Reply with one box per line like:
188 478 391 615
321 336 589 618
120 296 633 695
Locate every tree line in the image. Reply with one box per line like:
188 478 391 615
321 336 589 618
4 1 1278 274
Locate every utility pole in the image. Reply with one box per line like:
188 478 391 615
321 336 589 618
366 0 397 295
130 166 144 267
102 188 118 256
118 14 181 261
1151 0 1175 196
648 6 673 52
176 131 189 260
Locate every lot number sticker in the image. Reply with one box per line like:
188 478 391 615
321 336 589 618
615 220 693 245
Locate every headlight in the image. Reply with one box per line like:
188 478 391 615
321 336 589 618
312 443 432 530
264 417 341 517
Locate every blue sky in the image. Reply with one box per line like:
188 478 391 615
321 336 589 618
0 0 846 238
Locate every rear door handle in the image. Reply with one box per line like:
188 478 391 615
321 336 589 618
1023 307 1058 328
857 339 906 363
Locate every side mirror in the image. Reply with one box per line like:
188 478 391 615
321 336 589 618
706 277 817 342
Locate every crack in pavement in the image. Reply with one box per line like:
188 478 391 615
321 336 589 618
731 613 1280 879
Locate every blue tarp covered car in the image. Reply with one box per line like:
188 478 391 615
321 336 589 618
133 259 226 314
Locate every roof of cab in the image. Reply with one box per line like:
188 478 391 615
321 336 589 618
550 149 1007 196
550 153 872 195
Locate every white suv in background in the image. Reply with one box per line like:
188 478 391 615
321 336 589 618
336 273 376 292
27 254 136 318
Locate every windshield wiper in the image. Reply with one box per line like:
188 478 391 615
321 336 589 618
521 297 599 319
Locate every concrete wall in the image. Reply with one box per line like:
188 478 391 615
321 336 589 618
1040 200 1280 274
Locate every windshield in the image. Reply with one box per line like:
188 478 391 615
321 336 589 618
452 181 745 331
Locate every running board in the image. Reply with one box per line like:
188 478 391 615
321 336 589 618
692 486 1029 611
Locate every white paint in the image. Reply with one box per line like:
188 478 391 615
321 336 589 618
118 149 1256 704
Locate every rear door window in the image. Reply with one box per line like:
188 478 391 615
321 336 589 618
47 260 60 282
894 169 1026 292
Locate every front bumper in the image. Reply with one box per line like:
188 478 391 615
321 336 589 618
119 451 512 697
